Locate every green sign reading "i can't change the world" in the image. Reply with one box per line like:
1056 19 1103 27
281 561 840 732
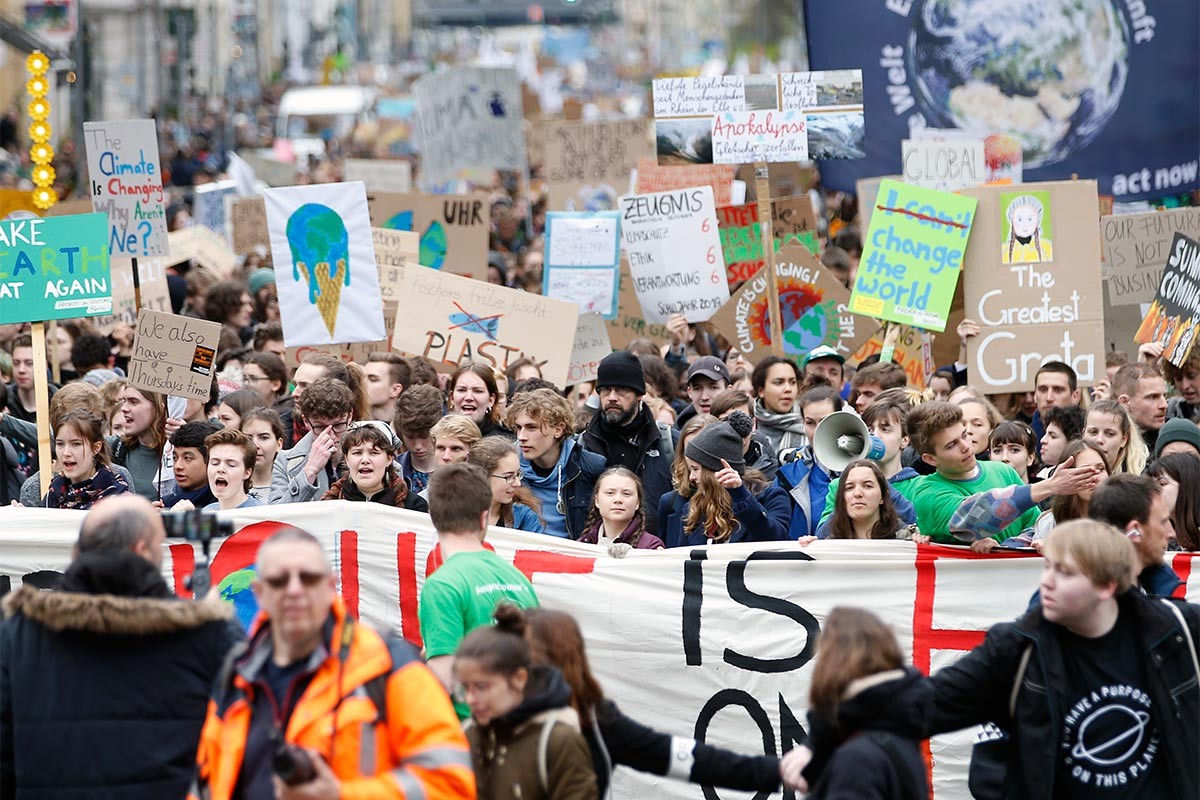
0 212 112 324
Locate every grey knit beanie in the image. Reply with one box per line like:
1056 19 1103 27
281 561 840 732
686 419 748 474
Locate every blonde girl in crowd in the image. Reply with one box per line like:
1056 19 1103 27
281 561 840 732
468 436 544 533
1083 399 1148 474
430 414 482 467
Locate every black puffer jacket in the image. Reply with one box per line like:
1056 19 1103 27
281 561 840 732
0 550 242 800
803 668 930 800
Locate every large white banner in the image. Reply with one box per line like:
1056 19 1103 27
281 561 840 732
2 504 1196 800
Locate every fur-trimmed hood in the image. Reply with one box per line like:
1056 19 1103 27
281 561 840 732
3 585 233 635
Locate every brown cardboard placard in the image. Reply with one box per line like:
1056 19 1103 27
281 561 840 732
541 119 654 211
1101 208 1200 306
851 324 928 387
567 312 614 385
89 256 172 335
230 196 270 255
635 158 734 205
168 226 238 278
390 264 578 386
709 244 879 364
960 180 1105 392
373 227 420 301
366 192 490 281
127 309 223 400
605 258 673 350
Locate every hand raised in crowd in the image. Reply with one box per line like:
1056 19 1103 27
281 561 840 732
272 749 340 800
716 459 743 490
1091 378 1111 401
172 499 196 512
1138 341 1164 363
1044 455 1105 496
164 417 185 437
956 318 980 348
302 425 339 484
110 323 136 353
666 313 690 347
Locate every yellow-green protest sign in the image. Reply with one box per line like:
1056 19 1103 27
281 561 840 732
848 179 976 332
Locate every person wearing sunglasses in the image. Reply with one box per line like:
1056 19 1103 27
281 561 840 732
270 378 355 504
194 526 474 799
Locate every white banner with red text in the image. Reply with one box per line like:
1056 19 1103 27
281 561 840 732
1 503 1196 800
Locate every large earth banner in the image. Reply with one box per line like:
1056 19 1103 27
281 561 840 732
802 0 1200 202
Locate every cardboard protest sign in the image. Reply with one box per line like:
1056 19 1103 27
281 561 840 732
651 70 865 165
193 180 237 238
412 66 527 186
848 179 977 332
540 119 654 212
265 182 386 347
0 213 112 323
390 264 578 386
373 227 419 301
83 119 168 257
1101 208 1200 306
127 309 222 400
567 312 613 385
710 244 880 364
367 192 489 281
851 324 929 387
718 196 820 286
167 226 237 278
635 159 734 205
1135 233 1200 366
960 180 1105 392
344 159 413 193
543 212 621 318
230 197 270 255
901 139 985 192
605 259 672 349
90 256 171 335
619 186 729 324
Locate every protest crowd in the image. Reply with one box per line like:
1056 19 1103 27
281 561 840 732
1 22 1200 800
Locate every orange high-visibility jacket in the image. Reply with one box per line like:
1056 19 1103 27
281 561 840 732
192 598 475 800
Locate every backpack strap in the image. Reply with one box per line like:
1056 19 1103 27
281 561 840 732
1010 644 1033 718
656 422 674 460
537 717 559 794
1160 598 1200 680
865 732 923 800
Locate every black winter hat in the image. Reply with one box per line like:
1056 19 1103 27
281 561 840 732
596 351 646 394
686 420 747 475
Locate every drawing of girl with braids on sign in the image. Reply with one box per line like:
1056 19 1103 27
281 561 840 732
1001 192 1054 264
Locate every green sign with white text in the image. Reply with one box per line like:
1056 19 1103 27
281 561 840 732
849 180 976 332
0 213 112 324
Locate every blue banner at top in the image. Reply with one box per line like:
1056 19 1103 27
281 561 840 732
803 0 1199 202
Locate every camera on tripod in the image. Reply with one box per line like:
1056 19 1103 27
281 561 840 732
163 509 235 599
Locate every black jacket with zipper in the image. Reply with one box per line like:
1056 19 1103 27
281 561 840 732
807 591 1199 800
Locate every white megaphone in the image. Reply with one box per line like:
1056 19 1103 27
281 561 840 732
812 411 887 473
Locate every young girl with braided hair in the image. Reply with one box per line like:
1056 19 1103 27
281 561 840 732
578 467 665 551
1001 194 1053 264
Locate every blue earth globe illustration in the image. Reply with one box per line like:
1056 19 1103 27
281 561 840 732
906 0 1129 167
218 567 260 630
783 307 830 355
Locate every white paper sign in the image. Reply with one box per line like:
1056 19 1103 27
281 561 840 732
83 119 168 257
413 66 527 185
193 180 238 238
567 312 613 385
711 110 808 164
902 139 986 192
547 214 619 267
345 159 413 193
620 186 729 323
651 75 747 117
264 181 386 347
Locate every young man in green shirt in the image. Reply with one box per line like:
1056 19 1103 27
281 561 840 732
907 402 1102 551
418 461 538 716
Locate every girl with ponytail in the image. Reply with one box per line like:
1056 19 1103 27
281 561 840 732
455 603 598 800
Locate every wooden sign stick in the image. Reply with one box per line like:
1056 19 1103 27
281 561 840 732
31 321 53 498
879 321 901 365
131 256 142 310
754 161 784 356
47 319 60 384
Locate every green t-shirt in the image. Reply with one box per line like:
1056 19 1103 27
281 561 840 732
418 549 538 717
912 460 1039 544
